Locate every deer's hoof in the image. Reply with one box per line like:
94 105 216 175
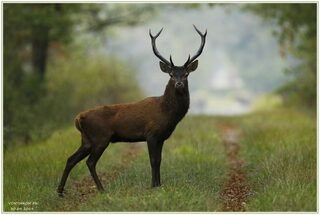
98 189 105 193
57 190 64 198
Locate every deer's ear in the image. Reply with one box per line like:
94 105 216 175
187 60 198 72
159 61 171 73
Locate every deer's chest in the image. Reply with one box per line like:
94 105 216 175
152 122 177 142
150 113 184 141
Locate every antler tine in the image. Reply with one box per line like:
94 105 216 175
149 28 163 38
193 24 207 37
185 25 207 66
149 28 171 65
184 54 191 67
170 55 175 67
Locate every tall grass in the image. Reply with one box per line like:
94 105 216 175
235 109 316 211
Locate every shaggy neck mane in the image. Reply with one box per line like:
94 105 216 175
160 79 190 122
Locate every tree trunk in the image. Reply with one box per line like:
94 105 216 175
32 25 49 79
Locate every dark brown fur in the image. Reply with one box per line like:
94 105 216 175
57 26 206 197
57 79 190 196
76 78 189 143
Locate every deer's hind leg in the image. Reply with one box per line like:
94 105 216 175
86 136 111 192
57 135 91 196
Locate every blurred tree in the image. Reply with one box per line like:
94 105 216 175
3 3 153 145
245 4 316 110
4 3 154 79
4 4 75 78
79 4 154 32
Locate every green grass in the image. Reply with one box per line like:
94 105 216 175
3 127 129 211
76 116 226 211
3 109 316 211
232 109 316 211
3 116 226 212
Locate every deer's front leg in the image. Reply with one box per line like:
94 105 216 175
147 139 164 187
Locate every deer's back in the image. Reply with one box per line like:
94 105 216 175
75 96 171 143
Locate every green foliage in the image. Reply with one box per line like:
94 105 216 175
45 48 144 116
245 4 316 110
3 4 75 42
251 94 283 111
3 4 77 145
3 3 150 146
4 48 143 147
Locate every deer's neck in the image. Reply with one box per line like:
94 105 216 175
161 79 190 122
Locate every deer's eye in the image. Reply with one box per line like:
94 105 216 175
169 72 173 77
185 72 189 77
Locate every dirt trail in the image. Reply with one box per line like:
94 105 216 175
218 122 252 212
60 143 142 211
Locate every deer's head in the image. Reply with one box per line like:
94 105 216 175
149 25 207 90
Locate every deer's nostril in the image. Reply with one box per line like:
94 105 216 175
175 82 184 88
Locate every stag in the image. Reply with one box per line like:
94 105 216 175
57 25 207 197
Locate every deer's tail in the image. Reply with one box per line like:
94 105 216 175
75 115 93 145
75 115 83 132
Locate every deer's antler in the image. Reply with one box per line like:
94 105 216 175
149 28 172 66
184 25 207 67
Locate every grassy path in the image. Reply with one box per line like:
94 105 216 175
3 109 316 211
58 143 142 211
235 110 316 211
218 122 251 211
74 116 226 211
